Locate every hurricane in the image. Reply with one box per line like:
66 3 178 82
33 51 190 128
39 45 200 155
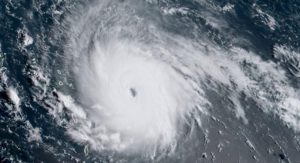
1 0 300 162
63 1 207 156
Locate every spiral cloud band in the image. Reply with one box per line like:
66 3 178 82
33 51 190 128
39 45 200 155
61 0 300 158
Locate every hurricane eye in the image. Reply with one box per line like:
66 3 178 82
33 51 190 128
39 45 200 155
129 88 137 97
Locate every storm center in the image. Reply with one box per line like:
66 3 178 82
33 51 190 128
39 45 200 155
129 88 137 97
